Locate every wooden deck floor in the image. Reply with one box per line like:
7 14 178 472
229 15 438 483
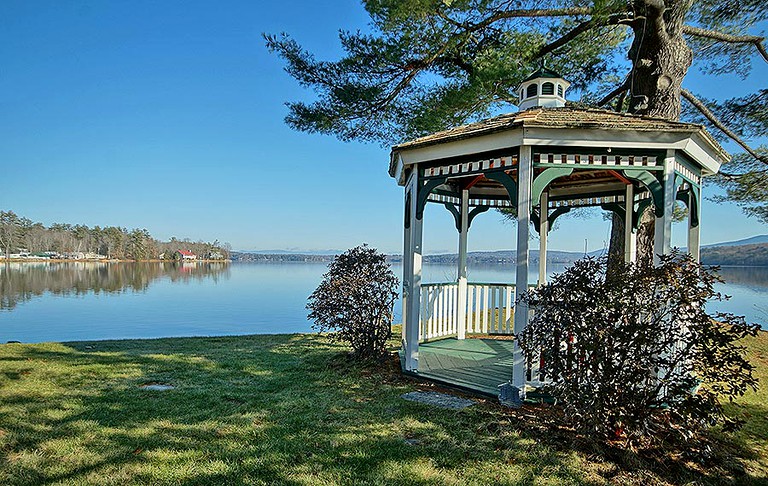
402 338 515 397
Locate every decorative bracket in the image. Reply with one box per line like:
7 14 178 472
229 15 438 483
469 205 491 228
621 170 664 217
443 203 461 231
549 207 571 228
484 171 518 207
532 167 573 205
531 206 571 234
442 203 490 232
600 202 626 223
676 189 700 228
416 177 448 220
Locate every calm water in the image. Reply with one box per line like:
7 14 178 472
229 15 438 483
1 261 766 343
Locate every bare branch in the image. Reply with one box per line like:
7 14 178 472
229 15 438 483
715 171 741 181
598 77 631 107
682 25 768 63
535 19 597 59
433 55 474 75
615 90 627 113
530 12 632 63
681 89 768 165
472 7 593 30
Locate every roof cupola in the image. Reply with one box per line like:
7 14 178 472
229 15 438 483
517 65 570 111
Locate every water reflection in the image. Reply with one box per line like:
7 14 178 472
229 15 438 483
0 262 764 343
0 262 231 311
716 266 768 290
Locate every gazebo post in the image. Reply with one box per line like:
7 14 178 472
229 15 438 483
624 184 637 263
513 145 533 397
538 191 548 286
402 187 412 345
688 188 700 263
404 169 423 371
654 150 676 265
457 189 469 340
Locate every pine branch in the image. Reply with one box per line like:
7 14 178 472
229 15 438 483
682 25 768 63
681 89 768 165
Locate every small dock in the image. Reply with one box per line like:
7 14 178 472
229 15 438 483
402 337 515 397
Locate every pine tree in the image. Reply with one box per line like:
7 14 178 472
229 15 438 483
267 1 768 241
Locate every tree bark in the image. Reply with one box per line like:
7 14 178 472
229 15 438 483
607 212 625 270
607 0 693 267
628 0 693 120
636 207 656 267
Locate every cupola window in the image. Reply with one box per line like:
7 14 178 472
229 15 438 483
517 66 570 111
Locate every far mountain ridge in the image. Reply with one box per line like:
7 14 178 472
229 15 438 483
703 235 768 248
233 235 768 266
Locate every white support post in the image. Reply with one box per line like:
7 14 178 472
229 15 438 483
688 187 701 263
402 185 412 345
457 189 469 340
538 191 548 286
624 184 637 263
654 150 675 266
513 145 532 398
404 168 423 371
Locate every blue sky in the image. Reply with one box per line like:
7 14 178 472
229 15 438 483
1 1 766 254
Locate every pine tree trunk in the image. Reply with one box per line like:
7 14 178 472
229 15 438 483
607 213 625 270
607 0 692 266
628 0 693 120
636 207 656 267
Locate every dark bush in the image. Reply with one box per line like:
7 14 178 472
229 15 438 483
517 252 759 444
307 245 399 360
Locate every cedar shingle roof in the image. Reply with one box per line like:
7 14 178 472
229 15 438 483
391 107 722 153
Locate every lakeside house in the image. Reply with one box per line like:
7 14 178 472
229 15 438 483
174 250 197 261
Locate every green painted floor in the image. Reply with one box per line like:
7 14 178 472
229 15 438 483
403 338 515 397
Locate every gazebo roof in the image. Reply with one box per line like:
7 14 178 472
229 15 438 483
389 107 728 182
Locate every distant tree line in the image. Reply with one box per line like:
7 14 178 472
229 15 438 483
701 243 768 266
0 210 231 260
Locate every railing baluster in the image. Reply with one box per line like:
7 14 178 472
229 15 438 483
432 286 438 338
446 285 452 336
483 286 489 333
505 286 513 333
490 287 497 333
420 286 426 341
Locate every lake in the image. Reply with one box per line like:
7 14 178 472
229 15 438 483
1 261 766 343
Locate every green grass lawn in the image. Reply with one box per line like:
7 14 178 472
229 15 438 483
1 331 766 485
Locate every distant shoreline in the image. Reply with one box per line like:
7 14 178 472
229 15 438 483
1 258 231 263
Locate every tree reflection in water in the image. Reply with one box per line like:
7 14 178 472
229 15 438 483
0 262 230 310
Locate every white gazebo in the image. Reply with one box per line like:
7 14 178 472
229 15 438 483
389 71 728 399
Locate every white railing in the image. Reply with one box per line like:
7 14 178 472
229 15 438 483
419 282 517 341
465 283 516 335
419 283 460 341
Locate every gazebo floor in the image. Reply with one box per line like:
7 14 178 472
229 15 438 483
400 337 516 397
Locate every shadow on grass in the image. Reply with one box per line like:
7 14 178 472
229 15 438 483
0 334 764 485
